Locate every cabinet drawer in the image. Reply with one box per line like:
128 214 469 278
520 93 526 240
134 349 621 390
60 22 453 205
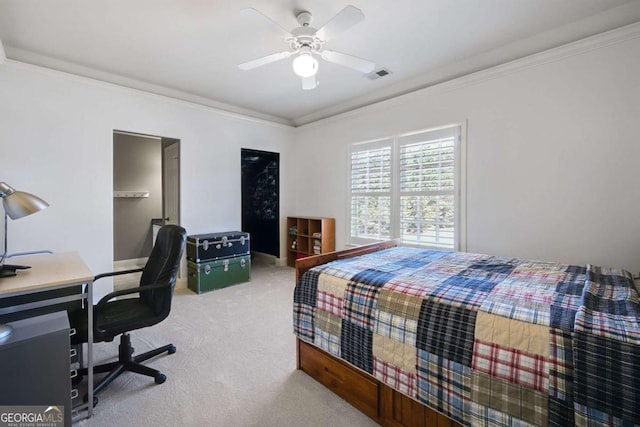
299 340 378 420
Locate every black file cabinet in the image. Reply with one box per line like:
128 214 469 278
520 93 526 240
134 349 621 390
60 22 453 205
0 312 72 426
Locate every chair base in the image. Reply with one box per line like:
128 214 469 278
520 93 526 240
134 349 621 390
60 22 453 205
78 333 176 402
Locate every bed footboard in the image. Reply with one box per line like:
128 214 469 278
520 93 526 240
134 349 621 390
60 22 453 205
295 239 400 281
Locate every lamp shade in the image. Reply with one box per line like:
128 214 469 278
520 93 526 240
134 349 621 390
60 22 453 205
0 182 49 220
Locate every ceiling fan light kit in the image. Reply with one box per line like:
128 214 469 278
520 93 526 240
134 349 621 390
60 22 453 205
238 5 375 90
292 47 319 77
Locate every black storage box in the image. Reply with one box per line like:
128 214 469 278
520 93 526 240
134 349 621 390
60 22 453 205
187 231 250 262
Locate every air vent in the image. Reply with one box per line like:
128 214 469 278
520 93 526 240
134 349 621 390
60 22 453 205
366 67 392 80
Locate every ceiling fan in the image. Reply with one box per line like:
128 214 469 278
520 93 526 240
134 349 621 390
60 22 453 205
238 5 375 90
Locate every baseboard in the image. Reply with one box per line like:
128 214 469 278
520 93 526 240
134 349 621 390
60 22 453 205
113 257 147 270
175 277 187 289
251 251 282 265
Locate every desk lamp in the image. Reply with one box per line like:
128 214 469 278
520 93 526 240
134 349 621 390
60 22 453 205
0 181 49 340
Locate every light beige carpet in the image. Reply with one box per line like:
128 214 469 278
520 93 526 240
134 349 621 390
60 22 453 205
74 257 376 427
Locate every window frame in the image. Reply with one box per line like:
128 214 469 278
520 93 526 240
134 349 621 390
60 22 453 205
348 124 466 251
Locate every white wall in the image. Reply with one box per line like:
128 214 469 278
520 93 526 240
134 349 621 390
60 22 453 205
294 27 640 272
0 62 295 299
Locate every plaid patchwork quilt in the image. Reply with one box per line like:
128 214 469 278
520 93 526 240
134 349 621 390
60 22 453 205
293 247 640 426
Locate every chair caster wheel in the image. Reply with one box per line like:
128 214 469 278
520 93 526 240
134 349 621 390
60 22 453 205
168 345 176 354
155 373 166 384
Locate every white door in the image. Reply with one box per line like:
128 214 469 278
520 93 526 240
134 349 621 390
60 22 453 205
163 143 180 225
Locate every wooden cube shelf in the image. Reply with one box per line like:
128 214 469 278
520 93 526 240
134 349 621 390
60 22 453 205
287 216 335 268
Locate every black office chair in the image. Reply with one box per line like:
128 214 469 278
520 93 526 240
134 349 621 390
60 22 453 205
69 224 186 403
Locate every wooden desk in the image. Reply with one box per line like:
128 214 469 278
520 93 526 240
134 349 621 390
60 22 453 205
0 252 94 421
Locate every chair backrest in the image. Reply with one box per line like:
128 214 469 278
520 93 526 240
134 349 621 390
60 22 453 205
139 225 187 318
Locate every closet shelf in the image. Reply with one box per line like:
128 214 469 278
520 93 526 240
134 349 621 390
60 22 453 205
113 191 149 198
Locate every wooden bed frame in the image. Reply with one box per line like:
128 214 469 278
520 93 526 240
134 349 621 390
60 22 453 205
295 240 461 427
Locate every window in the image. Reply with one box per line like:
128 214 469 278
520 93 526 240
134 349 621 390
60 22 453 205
349 126 464 249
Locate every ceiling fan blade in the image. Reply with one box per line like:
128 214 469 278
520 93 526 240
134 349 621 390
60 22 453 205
238 51 291 71
240 8 292 39
316 5 365 41
302 75 318 90
321 50 375 73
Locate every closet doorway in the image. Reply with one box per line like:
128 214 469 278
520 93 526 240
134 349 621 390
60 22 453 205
241 149 279 258
113 131 180 262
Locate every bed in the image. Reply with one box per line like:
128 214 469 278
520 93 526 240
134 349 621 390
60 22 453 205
293 240 640 426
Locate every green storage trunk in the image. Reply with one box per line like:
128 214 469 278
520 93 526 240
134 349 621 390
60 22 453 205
187 255 251 294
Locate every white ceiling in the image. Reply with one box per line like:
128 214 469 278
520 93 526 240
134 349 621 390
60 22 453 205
1 0 640 126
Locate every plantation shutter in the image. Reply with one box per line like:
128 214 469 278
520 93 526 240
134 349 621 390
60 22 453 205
349 125 462 249
397 127 458 248
350 140 393 242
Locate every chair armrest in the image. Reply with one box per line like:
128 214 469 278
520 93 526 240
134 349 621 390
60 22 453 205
94 267 144 282
95 282 171 312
